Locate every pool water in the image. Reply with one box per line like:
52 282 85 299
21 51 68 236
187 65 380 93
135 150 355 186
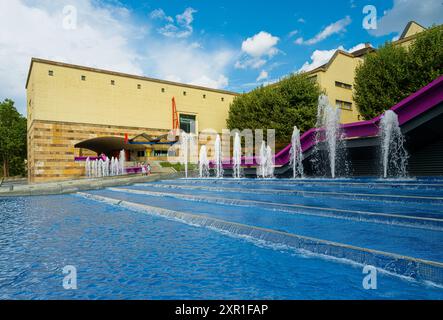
1 177 443 299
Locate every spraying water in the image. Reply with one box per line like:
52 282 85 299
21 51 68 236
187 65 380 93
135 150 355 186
214 134 224 178
180 132 189 178
85 157 91 178
379 110 408 178
311 95 349 178
257 141 266 178
199 145 210 178
265 145 274 178
232 132 242 179
289 126 304 178
257 141 274 178
119 150 126 175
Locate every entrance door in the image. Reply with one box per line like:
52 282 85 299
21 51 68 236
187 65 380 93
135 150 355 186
179 114 196 134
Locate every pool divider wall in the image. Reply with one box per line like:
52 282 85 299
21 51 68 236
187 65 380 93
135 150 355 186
137 182 443 205
0 172 187 197
77 192 443 286
108 187 443 231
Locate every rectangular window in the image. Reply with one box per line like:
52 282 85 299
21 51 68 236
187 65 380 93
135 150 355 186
336 99 352 110
179 114 196 134
48 70 54 76
161 88 165 93
203 94 206 99
154 150 168 157
137 84 141 89
111 80 115 85
183 91 187 96
137 151 145 157
81 75 86 81
335 81 352 90
221 97 224 102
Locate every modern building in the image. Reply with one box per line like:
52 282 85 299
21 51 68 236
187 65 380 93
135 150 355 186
26 58 238 183
25 22 432 183
305 21 427 123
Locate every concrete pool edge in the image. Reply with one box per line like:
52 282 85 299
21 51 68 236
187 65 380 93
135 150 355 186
108 187 443 231
77 191 443 286
0 172 190 197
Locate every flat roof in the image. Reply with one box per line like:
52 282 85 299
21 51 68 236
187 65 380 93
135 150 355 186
26 58 239 96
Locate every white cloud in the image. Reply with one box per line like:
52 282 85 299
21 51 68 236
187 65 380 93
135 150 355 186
297 18 306 23
295 16 352 45
235 58 266 70
288 30 299 38
0 1 234 114
347 43 367 53
241 31 280 58
0 0 143 113
142 41 235 89
235 31 280 70
151 7 197 38
256 70 269 82
369 0 443 37
149 8 173 22
298 43 366 72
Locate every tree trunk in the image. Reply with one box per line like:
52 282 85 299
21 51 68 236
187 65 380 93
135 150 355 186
3 158 9 178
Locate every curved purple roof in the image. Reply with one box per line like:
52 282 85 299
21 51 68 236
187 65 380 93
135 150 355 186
217 75 443 169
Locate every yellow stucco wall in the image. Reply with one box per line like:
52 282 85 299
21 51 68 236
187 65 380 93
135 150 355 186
403 22 426 39
309 53 364 123
27 59 237 133
26 59 238 183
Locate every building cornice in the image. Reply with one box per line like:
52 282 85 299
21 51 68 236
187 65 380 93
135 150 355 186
26 58 239 96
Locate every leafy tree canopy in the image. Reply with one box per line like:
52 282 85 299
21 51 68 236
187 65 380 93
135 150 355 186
227 73 321 144
0 99 27 177
354 25 443 119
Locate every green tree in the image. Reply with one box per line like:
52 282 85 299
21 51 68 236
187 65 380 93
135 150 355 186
354 25 443 119
227 73 321 144
408 25 443 90
0 99 27 177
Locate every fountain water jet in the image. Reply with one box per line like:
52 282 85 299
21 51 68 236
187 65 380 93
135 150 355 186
232 132 242 179
379 110 408 178
180 132 189 178
199 145 210 178
85 157 91 178
119 150 126 175
257 141 274 178
214 134 224 178
311 95 349 178
289 126 304 178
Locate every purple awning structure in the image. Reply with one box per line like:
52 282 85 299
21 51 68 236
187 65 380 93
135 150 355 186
214 75 443 169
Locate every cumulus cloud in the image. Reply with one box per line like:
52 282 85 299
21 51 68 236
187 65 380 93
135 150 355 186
288 30 299 38
256 70 269 82
0 0 143 113
369 0 443 37
295 16 352 45
298 43 367 72
149 8 173 22
151 7 197 38
241 31 280 57
142 41 235 89
0 1 234 114
235 31 280 70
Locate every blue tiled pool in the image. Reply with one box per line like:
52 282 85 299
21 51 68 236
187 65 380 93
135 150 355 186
1 177 443 299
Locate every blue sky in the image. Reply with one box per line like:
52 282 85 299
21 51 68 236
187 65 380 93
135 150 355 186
1 0 443 114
